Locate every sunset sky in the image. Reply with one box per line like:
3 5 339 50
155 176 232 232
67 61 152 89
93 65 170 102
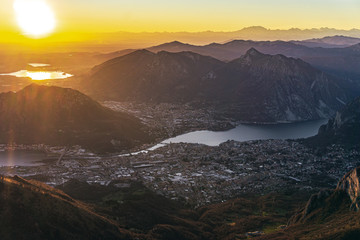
1 0 360 36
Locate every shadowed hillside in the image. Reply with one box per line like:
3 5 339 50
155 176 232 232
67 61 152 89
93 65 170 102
86 49 225 102
86 49 349 122
257 167 360 240
0 84 151 153
305 96 360 147
0 175 139 240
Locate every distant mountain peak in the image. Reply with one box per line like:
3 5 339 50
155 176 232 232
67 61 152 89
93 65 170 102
240 26 268 31
348 43 360 51
237 48 287 65
130 49 154 55
244 47 264 57
169 40 184 45
155 40 190 48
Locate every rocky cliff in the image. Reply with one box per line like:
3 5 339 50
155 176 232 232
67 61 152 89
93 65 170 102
308 96 360 146
337 167 360 210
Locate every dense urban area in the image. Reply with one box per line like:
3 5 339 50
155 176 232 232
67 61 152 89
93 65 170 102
1 138 359 207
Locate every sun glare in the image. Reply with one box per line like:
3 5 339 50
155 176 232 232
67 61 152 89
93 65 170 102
0 70 73 80
24 71 72 80
13 0 56 38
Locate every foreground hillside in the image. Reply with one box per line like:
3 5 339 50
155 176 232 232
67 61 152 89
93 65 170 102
0 176 137 240
258 167 360 240
0 84 150 152
5 165 360 240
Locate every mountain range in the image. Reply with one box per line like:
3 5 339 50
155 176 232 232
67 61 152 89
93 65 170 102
98 27 360 47
0 84 150 152
292 35 360 48
85 48 350 122
86 36 360 96
145 39 360 93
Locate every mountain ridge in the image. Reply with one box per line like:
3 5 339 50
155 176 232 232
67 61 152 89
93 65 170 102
0 84 151 152
85 48 350 122
0 175 139 240
87 49 225 102
203 48 349 121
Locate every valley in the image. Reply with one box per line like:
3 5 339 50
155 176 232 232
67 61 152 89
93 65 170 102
2 139 359 208
0 30 360 239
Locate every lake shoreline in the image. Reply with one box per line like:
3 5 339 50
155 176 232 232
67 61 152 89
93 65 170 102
120 118 328 156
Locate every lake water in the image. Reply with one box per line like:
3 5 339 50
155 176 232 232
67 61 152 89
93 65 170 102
0 150 46 167
0 63 73 81
163 119 328 146
0 70 73 81
28 63 51 67
121 119 328 156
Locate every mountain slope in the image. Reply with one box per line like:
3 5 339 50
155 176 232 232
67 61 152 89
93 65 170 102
306 96 360 146
86 49 225 101
147 40 360 93
0 84 150 152
202 48 349 121
0 175 138 240
86 49 349 122
257 167 360 240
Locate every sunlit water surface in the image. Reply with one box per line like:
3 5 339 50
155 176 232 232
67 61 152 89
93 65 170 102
28 63 51 67
0 70 73 80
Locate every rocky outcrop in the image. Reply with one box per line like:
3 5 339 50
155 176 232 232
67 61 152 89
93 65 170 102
308 96 360 146
289 166 360 226
288 189 333 225
337 167 360 210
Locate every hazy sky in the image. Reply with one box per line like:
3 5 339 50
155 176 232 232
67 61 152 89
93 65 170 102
1 0 360 33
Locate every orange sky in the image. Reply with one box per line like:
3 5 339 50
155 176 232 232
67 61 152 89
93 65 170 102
0 0 359 51
1 0 360 35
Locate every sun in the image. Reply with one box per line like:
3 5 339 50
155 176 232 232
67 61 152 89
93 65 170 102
13 0 56 38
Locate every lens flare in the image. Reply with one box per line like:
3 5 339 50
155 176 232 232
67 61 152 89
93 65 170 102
13 0 56 38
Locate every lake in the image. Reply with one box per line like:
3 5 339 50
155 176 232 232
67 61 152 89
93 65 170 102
163 119 328 146
121 119 328 156
0 70 73 81
28 63 51 67
0 63 73 81
0 150 47 167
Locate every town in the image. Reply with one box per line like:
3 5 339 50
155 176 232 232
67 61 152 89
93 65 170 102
1 139 359 207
